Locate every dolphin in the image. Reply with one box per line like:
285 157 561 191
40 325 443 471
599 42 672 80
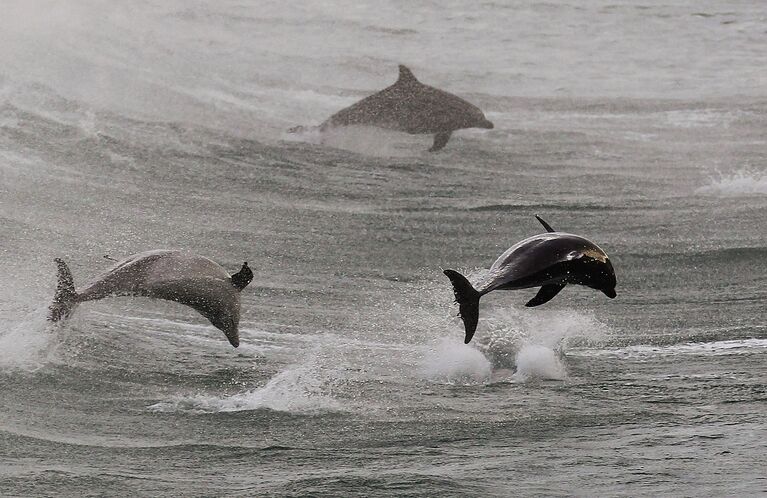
48 250 253 347
301 64 494 152
443 216 617 344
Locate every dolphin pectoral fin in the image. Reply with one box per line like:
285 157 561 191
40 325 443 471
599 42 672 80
429 131 452 152
525 284 565 307
535 215 556 233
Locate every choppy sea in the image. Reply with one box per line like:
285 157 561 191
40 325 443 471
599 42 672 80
1 1 765 496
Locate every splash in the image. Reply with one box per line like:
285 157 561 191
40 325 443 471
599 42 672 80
0 308 59 371
149 355 344 415
475 306 609 381
419 338 492 385
284 125 422 157
512 344 567 381
696 168 767 196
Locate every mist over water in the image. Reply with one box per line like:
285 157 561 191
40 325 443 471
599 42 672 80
1 0 766 496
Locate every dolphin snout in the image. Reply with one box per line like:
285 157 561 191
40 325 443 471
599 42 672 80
602 288 617 299
480 119 494 129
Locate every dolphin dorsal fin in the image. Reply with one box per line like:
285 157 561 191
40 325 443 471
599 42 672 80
535 215 556 233
397 65 420 85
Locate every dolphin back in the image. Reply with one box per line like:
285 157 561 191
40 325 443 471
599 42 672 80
480 233 608 292
322 65 491 135
69 250 244 347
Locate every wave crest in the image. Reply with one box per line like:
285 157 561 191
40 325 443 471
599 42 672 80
149 357 344 415
697 168 767 196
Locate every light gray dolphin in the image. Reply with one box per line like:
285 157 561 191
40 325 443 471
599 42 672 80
295 64 494 152
48 250 253 347
444 216 617 344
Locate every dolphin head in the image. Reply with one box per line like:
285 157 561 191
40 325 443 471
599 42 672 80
584 257 617 299
209 314 240 348
460 105 494 131
192 289 242 348
478 117 494 129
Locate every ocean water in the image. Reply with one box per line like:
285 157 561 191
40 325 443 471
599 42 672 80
1 1 766 496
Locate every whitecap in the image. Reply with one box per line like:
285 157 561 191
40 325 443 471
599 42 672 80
696 168 767 196
149 354 344 415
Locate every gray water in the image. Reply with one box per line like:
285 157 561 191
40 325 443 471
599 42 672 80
1 1 766 496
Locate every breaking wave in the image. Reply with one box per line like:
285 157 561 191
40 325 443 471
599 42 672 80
696 168 767 196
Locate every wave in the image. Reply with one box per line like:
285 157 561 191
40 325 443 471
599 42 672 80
468 202 618 213
575 338 767 359
696 168 767 196
622 245 767 264
148 353 345 415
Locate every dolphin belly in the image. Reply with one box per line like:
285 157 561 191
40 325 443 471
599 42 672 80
489 263 571 293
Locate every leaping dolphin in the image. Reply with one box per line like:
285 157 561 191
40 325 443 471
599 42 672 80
443 216 617 344
297 64 494 152
48 250 253 347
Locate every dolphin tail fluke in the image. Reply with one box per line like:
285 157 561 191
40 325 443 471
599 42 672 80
49 258 78 322
429 131 452 152
443 269 481 344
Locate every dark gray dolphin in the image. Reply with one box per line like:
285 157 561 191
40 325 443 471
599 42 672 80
312 64 494 152
48 250 253 347
443 216 617 344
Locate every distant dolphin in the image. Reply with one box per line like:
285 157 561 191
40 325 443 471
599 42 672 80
444 216 617 344
48 250 253 348
295 64 494 152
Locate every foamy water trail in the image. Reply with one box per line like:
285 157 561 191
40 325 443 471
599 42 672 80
578 338 767 359
149 352 345 414
696 168 767 196
284 125 425 156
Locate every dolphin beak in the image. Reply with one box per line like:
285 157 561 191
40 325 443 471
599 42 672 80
225 330 240 348
602 288 616 299
482 119 494 129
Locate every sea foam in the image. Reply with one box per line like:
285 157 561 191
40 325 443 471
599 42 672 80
419 338 492 385
696 168 767 196
149 355 344 415
479 306 609 382
0 308 59 372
